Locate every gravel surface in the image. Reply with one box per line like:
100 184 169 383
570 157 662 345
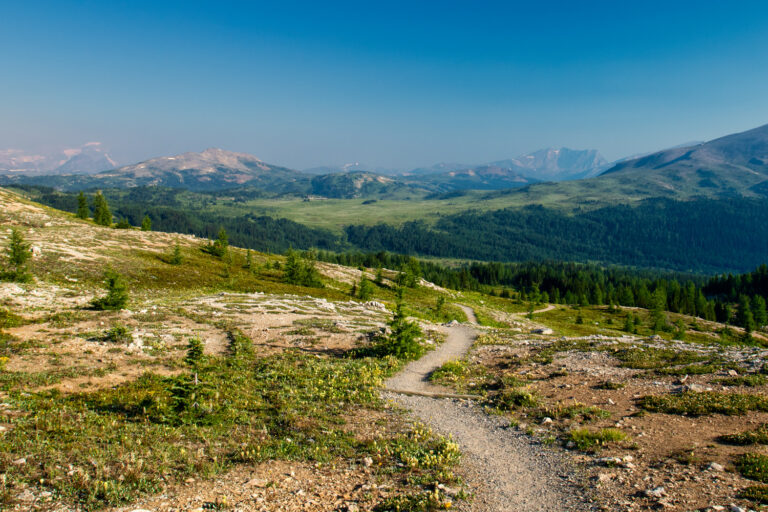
384 306 594 512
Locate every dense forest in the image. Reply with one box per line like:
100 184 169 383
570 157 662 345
18 185 768 273
316 251 768 331
346 198 768 273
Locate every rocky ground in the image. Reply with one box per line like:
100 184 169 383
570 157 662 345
3 187 768 511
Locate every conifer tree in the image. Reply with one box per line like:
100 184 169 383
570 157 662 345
244 249 253 269
358 274 374 301
170 243 183 265
92 192 112 226
737 294 756 333
91 269 129 310
76 191 89 219
2 228 32 282
141 215 152 231
752 295 768 329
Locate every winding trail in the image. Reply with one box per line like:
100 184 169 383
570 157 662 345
383 305 592 512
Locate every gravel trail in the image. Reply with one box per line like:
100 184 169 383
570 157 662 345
383 305 593 512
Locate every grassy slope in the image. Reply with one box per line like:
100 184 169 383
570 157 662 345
0 187 466 510
132 167 743 233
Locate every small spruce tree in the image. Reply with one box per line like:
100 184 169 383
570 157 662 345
358 275 374 301
1 228 32 282
752 295 768 329
92 191 112 226
141 215 152 231
185 337 205 367
244 249 253 269
76 191 89 219
624 312 635 333
169 243 183 265
91 269 129 310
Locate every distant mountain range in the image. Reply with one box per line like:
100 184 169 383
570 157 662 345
0 142 117 175
3 124 768 202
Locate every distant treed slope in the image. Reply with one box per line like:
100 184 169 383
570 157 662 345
345 198 768 273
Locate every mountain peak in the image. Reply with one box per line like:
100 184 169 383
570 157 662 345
0 143 117 175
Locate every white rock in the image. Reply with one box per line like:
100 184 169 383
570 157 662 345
645 486 666 498
707 462 725 472
12 457 26 465
728 505 746 512
541 417 553 424
363 456 373 467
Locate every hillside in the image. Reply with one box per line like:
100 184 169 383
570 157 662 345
601 123 768 196
3 189 768 510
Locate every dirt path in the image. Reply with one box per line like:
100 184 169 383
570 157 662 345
384 306 592 512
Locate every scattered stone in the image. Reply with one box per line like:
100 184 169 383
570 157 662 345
707 462 725 472
597 472 614 483
363 456 373 467
12 457 26 466
246 478 268 487
729 505 746 512
541 417 553 425
364 301 387 311
645 486 666 498
532 328 554 335
674 383 706 394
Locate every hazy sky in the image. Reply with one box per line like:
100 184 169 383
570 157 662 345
2 0 768 169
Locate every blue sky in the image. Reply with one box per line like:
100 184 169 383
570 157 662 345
2 0 768 169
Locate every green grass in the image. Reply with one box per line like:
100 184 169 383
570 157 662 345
494 388 540 411
430 360 470 384
714 374 767 387
0 330 462 510
612 346 707 369
719 424 768 445
738 453 768 483
536 403 610 422
567 428 628 452
741 485 768 504
594 380 626 390
640 391 768 416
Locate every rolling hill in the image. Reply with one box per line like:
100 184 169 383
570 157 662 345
600 123 768 196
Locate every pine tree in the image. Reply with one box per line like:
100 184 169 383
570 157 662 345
649 288 667 332
91 269 129 310
374 266 384 286
244 249 253 269
624 312 635 333
752 295 768 329
358 275 374 301
92 192 112 226
204 228 229 258
435 295 445 315
2 228 31 282
76 191 89 219
141 215 152 231
169 244 183 265
737 294 756 333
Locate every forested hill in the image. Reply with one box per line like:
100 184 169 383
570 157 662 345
11 185 768 274
345 197 768 273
